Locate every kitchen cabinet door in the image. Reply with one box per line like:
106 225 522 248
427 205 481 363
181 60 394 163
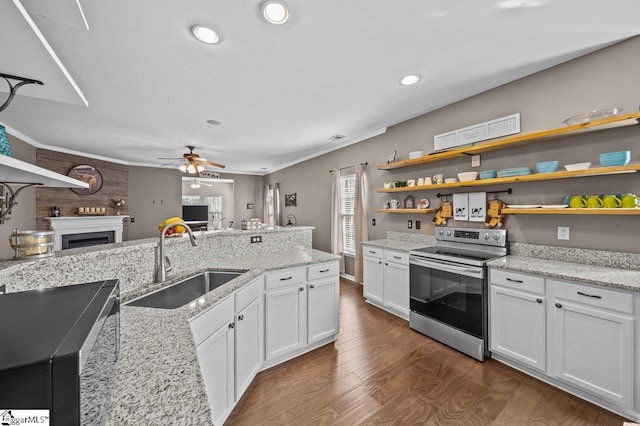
235 296 263 401
196 320 235 426
308 278 339 345
363 256 384 305
383 261 409 320
550 300 634 408
489 285 546 372
265 284 307 361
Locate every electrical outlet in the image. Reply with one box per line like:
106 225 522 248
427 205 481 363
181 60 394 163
372 218 376 226
130 217 135 223
557 226 570 240
250 235 263 243
415 220 421 230
472 155 481 168
408 220 413 229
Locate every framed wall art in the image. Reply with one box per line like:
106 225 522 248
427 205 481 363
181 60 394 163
285 193 297 207
68 164 103 195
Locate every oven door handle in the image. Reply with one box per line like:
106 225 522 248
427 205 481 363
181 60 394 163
410 256 484 279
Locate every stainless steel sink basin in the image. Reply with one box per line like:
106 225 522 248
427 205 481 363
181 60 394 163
127 271 244 309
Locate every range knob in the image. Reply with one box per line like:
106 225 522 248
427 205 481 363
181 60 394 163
439 229 445 236
483 233 490 240
446 230 452 236
493 234 501 241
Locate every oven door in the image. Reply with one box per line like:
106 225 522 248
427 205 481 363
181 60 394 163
409 256 485 339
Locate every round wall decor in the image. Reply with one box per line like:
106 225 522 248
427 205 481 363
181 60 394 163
67 164 103 195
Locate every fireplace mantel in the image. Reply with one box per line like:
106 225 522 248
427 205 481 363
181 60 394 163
46 216 129 251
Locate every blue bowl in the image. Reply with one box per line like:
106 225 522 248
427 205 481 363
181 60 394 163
479 169 497 179
535 161 559 173
600 151 630 167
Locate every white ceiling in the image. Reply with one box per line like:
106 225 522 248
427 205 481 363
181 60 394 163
1 0 639 175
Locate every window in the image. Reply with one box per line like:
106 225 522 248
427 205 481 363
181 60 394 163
265 187 275 225
340 174 356 255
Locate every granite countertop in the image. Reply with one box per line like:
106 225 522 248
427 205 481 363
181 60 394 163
362 238 432 252
106 248 339 426
488 256 640 293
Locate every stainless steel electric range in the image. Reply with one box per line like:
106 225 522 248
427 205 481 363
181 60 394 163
409 227 508 361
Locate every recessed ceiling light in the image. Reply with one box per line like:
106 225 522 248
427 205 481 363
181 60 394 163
191 25 221 44
206 119 221 125
262 1 290 25
400 74 421 86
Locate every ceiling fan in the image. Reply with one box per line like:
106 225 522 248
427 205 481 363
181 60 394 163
159 145 225 174
189 178 214 189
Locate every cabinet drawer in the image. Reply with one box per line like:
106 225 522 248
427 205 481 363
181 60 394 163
190 295 234 346
307 262 339 281
550 280 633 314
490 269 545 295
265 267 306 290
363 246 383 259
384 250 408 265
236 276 263 312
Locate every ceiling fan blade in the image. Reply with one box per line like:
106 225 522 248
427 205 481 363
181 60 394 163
160 160 184 166
158 157 184 160
199 181 214 186
198 159 226 169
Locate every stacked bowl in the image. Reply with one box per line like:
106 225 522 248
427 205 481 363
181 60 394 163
535 161 559 173
599 151 630 167
479 170 497 179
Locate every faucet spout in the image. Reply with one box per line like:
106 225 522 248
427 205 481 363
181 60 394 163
156 222 198 283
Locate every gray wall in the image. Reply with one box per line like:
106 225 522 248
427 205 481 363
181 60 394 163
265 36 640 254
0 135 36 259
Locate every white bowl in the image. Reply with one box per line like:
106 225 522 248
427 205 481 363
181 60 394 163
409 151 424 160
457 171 479 182
564 162 592 171
444 177 457 184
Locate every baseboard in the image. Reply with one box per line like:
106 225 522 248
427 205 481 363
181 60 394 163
340 273 355 283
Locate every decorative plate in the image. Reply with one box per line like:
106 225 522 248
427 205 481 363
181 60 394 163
67 164 103 195
540 204 569 209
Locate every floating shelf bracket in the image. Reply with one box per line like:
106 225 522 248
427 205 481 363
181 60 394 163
0 182 41 224
0 73 44 112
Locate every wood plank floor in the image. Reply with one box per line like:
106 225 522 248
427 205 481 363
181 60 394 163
226 279 629 425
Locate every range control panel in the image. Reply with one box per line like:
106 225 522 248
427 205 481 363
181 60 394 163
436 227 508 247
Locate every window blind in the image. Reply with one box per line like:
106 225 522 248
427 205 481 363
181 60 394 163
340 174 356 255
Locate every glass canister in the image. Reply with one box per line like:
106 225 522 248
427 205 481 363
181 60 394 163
9 230 55 259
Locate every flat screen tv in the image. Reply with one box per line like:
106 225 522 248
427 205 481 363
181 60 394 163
182 205 208 222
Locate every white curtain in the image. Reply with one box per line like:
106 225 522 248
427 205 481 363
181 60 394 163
354 164 368 284
330 170 345 273
273 183 282 226
263 185 270 224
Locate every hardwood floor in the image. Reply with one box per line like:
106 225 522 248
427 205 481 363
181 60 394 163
226 278 629 425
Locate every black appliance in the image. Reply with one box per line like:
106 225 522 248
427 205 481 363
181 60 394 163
182 205 209 222
0 280 120 425
409 228 507 361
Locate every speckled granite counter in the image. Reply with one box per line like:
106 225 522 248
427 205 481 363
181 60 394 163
362 233 434 253
106 248 339 426
488 256 640 293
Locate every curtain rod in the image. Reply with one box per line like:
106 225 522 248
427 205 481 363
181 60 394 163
328 162 367 173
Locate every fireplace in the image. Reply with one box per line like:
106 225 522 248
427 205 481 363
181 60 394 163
46 216 128 251
62 231 115 250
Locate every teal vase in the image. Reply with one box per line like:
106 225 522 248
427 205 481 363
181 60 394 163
0 125 12 157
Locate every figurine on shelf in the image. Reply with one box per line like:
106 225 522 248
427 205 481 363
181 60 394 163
485 199 506 228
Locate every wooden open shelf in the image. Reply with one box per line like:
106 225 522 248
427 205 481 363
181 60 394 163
377 112 640 170
376 164 640 193
376 208 437 214
503 208 640 215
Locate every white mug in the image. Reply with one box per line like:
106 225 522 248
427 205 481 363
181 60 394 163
383 182 391 189
423 177 432 185
390 199 401 209
407 180 416 187
417 177 425 186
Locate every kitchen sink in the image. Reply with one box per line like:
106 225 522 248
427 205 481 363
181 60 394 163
126 270 244 309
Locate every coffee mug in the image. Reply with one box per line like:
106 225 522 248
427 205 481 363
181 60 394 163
423 177 432 185
620 193 640 208
383 182 391 189
383 202 390 209
407 180 416 187
569 195 587 208
417 177 425 186
390 199 401 209
602 194 621 208
562 195 571 205
586 195 603 209
433 174 444 184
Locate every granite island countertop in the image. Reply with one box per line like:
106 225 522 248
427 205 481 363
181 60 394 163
362 238 434 253
487 255 640 293
106 247 339 426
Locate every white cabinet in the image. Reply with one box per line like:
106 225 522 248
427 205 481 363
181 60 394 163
190 277 264 426
265 281 307 360
489 270 546 372
363 246 409 320
264 262 340 365
549 279 635 408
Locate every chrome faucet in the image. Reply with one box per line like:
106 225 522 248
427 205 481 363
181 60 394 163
156 222 198 283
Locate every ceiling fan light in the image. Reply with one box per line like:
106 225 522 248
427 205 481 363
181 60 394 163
187 164 197 174
178 164 188 173
190 181 201 189
196 164 205 172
